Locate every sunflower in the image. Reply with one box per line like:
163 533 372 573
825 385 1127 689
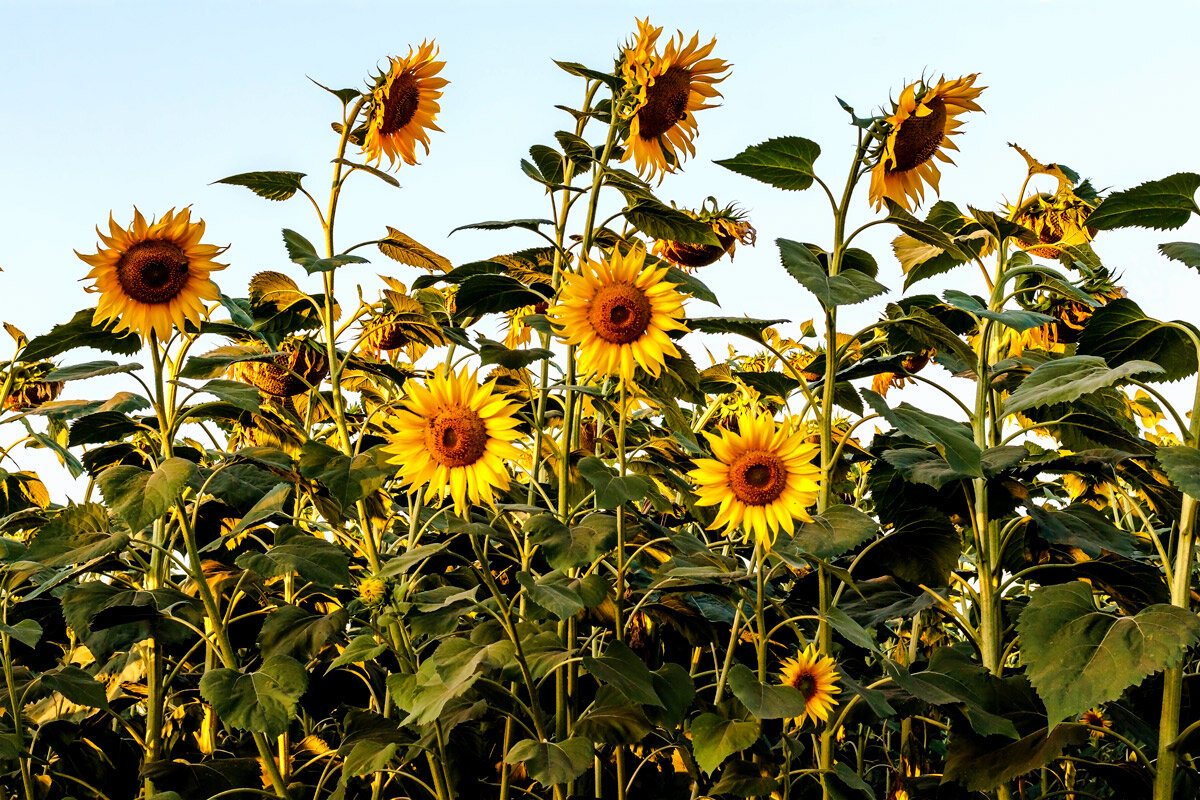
77 207 227 340
871 350 933 397
689 411 821 547
869 74 985 210
362 40 448 169
1080 707 1112 738
653 201 756 270
779 644 841 726
383 368 522 516
1012 190 1096 258
619 19 730 180
229 339 329 397
2 362 64 412
549 245 687 382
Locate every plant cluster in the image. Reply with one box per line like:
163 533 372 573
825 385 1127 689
5 19 1200 800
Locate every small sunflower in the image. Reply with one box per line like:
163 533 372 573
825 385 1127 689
1012 190 1096 259
653 200 756 270
362 41 448 169
779 644 841 726
619 19 730 180
689 411 821 547
549 245 688 382
1080 707 1112 738
871 350 933 397
358 577 389 608
869 75 985 210
383 368 522 516
230 339 329 397
77 207 227 340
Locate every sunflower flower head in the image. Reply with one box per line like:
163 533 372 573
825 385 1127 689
869 74 985 210
2 362 63 412
77 207 227 340
652 199 756 271
383 368 522 517
358 577 390 608
1080 707 1112 738
363 41 448 169
1011 189 1097 259
229 338 329 398
618 19 730 181
689 411 820 547
549 244 688 383
779 644 842 726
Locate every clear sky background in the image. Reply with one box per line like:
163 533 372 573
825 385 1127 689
2 0 1199 498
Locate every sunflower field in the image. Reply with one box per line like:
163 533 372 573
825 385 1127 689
6 18 1200 800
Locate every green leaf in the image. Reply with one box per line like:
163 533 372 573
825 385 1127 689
553 59 622 89
504 737 593 786
1086 172 1200 230
1019 581 1200 727
178 345 276 380
789 505 880 559
574 686 653 745
36 665 108 709
343 740 398 778
199 654 308 738
298 441 392 513
44 360 141 382
258 604 349 660
863 390 982 477
526 513 616 570
945 724 1087 792
1026 503 1137 558
777 239 888 308
1158 445 1200 498
25 503 128 567
941 290 1054 333
455 274 545 317
1001 355 1163 416
715 137 821 191
884 200 963 256
518 570 586 620
21 309 141 360
824 607 878 652
332 157 400 188
727 664 809 719
690 712 759 775
625 201 721 246
1160 241 1200 272
477 339 552 369
227 482 292 536
329 633 388 672
554 130 594 169
97 458 197 532
68 411 140 447
235 524 351 586
883 648 1018 739
689 316 788 342
215 171 306 201
583 640 663 707
282 228 319 262
298 253 370 275
577 457 654 509
529 144 565 186
1077 298 1198 382
197 379 262 413
450 218 553 234
0 619 41 648
665 267 719 305
882 448 968 489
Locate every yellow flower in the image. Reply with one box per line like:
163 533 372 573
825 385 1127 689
383 368 522 516
2 362 63 412
549 245 687 382
619 19 730 180
869 75 985 210
363 41 448 169
689 411 820 547
653 201 755 271
779 644 841 726
358 577 389 607
1012 190 1096 259
77 207 227 340
1080 707 1112 738
871 350 933 397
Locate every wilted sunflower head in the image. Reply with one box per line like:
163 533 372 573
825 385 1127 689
618 19 730 181
77 207 227 340
363 41 448 169
653 200 756 270
2 362 64 412
869 74 985 210
230 338 329 397
361 290 444 361
778 644 842 726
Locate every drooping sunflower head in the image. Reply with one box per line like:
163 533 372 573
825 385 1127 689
361 289 445 360
549 244 688 383
1 362 64 412
779 644 842 726
689 411 821 547
363 41 448 169
653 200 756 270
383 368 522 517
229 338 329 398
77 207 227 340
618 19 730 181
869 74 985 210
1011 190 1097 259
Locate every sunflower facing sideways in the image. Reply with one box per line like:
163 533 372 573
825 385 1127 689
77 207 227 340
362 40 448 169
689 411 821 547
779 644 842 726
619 19 730 180
653 199 756 271
869 74 985 210
549 244 688 383
383 368 522 516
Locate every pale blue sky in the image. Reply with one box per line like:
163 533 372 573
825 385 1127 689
2 0 1199 495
